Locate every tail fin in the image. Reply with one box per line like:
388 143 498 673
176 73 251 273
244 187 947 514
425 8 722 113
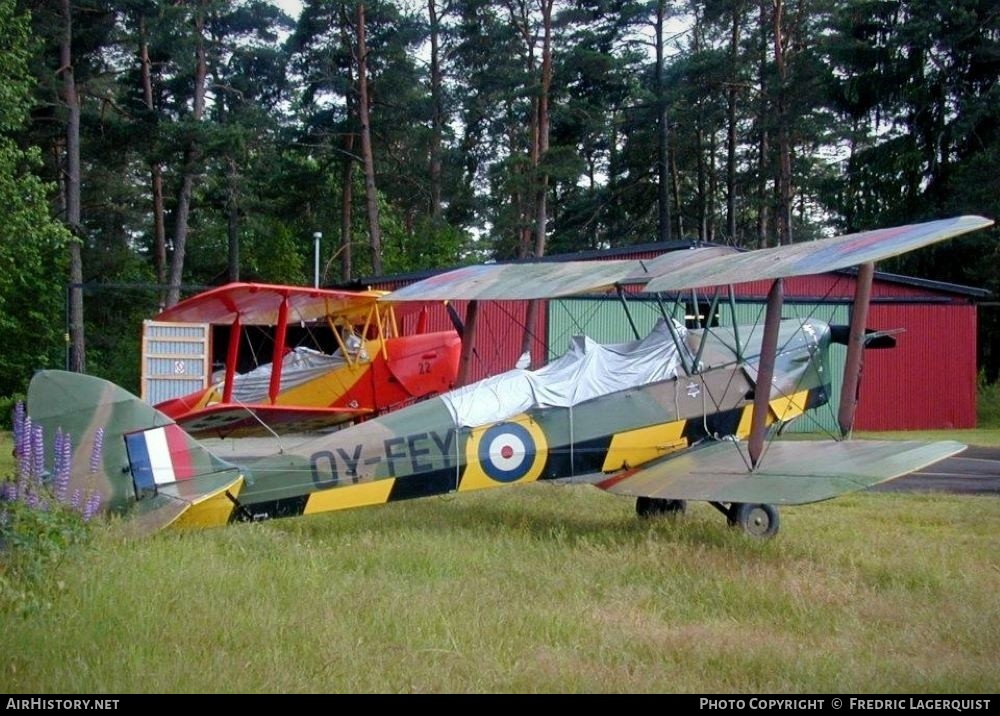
27 370 243 534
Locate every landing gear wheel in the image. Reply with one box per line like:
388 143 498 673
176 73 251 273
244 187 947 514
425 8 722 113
727 503 779 538
635 497 687 518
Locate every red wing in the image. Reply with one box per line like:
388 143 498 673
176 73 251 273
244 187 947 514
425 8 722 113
153 282 383 326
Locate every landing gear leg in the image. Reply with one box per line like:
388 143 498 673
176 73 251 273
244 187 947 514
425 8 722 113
635 497 687 518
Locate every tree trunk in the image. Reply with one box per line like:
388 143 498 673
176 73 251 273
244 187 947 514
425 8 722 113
531 0 553 259
520 0 554 364
340 132 355 282
707 130 718 243
693 14 706 242
60 0 85 372
356 3 382 275
226 157 239 282
139 16 166 289
166 3 207 307
773 0 792 245
726 4 742 243
670 138 683 240
756 0 770 248
654 0 671 243
428 0 443 221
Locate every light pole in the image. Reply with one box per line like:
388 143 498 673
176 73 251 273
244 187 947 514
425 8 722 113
313 231 322 287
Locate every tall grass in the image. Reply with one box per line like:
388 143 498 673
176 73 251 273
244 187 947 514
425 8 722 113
2 484 997 693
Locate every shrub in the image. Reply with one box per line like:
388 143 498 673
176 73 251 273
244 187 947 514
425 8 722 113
1 403 102 613
977 372 1000 429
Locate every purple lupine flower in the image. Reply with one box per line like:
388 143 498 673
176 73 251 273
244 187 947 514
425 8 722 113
53 430 64 491
1 480 17 503
70 488 82 510
54 433 72 504
12 402 25 457
18 416 33 481
31 423 45 480
82 492 102 521
25 489 41 510
89 427 105 474
53 428 64 470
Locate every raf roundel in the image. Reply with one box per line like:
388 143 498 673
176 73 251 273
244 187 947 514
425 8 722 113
478 422 537 483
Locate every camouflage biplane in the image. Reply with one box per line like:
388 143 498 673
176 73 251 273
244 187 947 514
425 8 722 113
26 215 993 537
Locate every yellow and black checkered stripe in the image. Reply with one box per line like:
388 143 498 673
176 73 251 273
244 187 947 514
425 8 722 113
230 386 826 523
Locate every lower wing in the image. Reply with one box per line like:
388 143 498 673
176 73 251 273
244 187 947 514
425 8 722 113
598 439 966 505
174 404 371 437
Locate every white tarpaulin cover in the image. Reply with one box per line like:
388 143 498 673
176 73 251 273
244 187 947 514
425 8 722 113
441 318 692 428
219 347 349 404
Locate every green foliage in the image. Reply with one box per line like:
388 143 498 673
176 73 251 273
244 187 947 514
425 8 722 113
0 414 99 615
0 0 70 396
977 373 1000 429
243 220 309 285
0 498 91 615
0 394 25 430
379 213 472 276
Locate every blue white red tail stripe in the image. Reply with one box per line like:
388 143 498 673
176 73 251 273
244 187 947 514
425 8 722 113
126 424 196 488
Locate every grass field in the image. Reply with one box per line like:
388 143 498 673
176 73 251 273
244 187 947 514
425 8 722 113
2 484 998 693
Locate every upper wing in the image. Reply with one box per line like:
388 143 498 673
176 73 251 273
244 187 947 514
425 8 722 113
381 216 991 301
381 260 641 301
154 282 385 325
599 439 966 505
640 216 993 293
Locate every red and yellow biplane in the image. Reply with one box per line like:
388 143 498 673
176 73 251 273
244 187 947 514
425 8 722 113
143 283 461 436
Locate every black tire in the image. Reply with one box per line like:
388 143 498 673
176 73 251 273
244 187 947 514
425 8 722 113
635 496 687 518
728 502 780 538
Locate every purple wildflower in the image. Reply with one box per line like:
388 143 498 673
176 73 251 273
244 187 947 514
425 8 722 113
18 416 33 482
89 428 105 474
70 489 82 510
12 401 25 457
1 480 17 503
31 423 45 480
82 492 102 521
54 433 72 504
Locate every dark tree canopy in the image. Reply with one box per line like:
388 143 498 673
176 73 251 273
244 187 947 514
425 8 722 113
1 0 996 393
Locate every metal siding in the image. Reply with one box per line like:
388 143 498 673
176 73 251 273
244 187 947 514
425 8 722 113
548 298 675 349
393 299 546 382
855 304 977 430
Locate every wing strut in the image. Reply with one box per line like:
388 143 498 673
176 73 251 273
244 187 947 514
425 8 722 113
267 297 289 404
748 278 783 467
222 314 241 403
837 261 874 437
456 299 480 387
617 286 641 340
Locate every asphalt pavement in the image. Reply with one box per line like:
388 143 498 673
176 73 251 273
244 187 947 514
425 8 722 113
874 445 1000 495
